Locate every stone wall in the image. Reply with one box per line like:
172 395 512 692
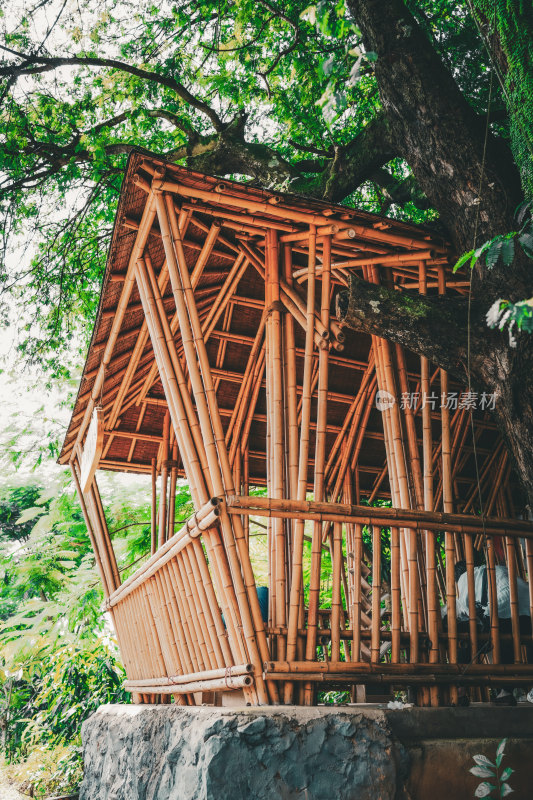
80 704 533 800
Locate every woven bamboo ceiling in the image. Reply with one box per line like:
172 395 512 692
60 151 519 508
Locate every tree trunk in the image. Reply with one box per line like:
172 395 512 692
341 0 533 509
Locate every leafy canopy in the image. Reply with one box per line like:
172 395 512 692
0 0 503 375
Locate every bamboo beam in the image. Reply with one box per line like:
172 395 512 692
155 175 445 252
225 495 533 538
125 674 253 695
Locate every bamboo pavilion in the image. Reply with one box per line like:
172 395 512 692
61 152 533 706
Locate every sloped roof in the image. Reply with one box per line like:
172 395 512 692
59 151 515 507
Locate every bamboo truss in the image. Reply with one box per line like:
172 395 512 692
62 155 533 706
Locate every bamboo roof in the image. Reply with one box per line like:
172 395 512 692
60 151 520 507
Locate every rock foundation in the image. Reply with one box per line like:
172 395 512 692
80 704 533 800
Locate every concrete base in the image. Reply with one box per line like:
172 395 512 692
80 704 533 800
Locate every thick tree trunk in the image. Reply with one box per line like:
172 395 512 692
339 0 533 510
346 0 530 298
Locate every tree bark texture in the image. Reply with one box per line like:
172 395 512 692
340 0 533 509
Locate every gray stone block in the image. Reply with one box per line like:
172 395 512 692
80 705 403 800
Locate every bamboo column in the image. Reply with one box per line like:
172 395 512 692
285 227 317 704
70 461 111 598
419 262 439 704
159 410 170 548
158 192 275 703
438 267 458 705
134 253 259 700
266 227 287 661
151 458 157 555
167 441 178 541
304 232 331 705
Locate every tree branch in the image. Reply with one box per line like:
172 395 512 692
370 168 431 210
0 46 224 131
336 274 491 383
145 109 197 137
291 111 397 201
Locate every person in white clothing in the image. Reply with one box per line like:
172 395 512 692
451 560 532 705
455 563 531 623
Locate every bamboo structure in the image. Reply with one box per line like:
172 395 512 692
61 154 533 706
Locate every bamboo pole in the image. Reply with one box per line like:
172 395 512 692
240 241 332 347
159 411 170 548
203 256 251 343
505 536 522 663
106 504 219 608
135 257 209 509
125 674 254 695
70 461 111 598
190 537 233 666
225 314 266 450
167 441 178 541
331 521 343 662
225 495 533 537
142 255 213 496
266 227 287 661
284 227 318 701
159 193 274 703
390 525 401 663
283 244 299 500
437 267 457 704
371 525 382 663
525 537 533 641
157 175 443 251
238 352 266 459
84 477 120 593
486 536 501 664
305 233 331 703
136 222 221 407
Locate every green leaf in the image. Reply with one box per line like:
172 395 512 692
486 239 504 270
495 738 507 767
501 237 515 266
516 201 532 227
470 766 495 778
519 232 533 258
500 767 513 781
473 755 496 769
453 250 474 273
474 783 495 798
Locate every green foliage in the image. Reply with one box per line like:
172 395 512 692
470 738 514 797
1 640 128 791
454 201 533 346
0 0 512 375
0 474 158 794
473 0 533 201
0 485 48 543
453 202 533 274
